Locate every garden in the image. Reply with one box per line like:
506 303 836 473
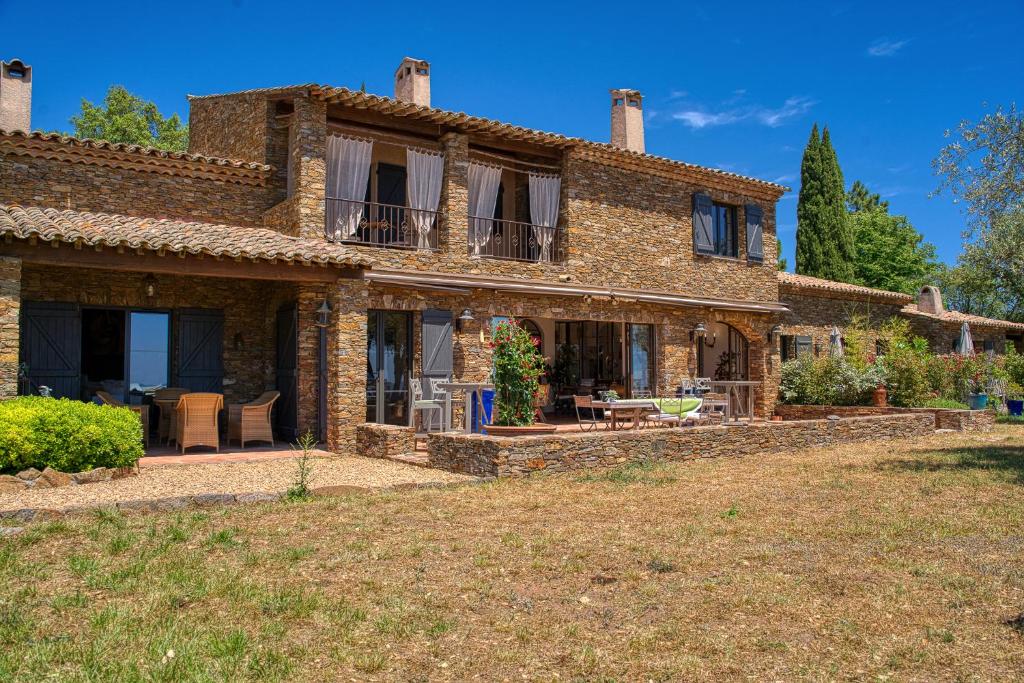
779 317 1024 413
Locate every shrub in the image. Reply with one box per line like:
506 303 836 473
779 355 885 406
920 397 970 410
0 397 143 474
491 319 546 427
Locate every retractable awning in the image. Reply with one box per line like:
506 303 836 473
364 269 789 314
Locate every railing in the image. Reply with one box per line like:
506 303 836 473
467 216 564 263
326 198 438 250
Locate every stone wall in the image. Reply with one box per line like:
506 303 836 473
0 256 20 398
905 315 1008 355
355 423 415 459
0 137 274 228
778 287 908 352
427 413 936 478
773 404 994 432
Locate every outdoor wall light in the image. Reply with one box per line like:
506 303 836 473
768 324 782 345
142 273 157 298
456 308 475 333
689 322 707 342
315 300 332 328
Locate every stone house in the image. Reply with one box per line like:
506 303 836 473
0 57 790 452
777 271 1024 358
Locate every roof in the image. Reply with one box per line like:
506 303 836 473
0 129 272 185
901 303 1024 332
189 84 788 196
0 204 369 267
777 271 914 303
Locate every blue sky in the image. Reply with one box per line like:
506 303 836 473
3 0 1021 267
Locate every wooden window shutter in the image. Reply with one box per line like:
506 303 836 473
745 203 764 263
693 193 714 255
795 336 813 358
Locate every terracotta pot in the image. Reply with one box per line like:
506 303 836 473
484 424 558 437
770 415 783 422
872 386 888 408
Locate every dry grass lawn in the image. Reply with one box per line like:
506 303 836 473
2 427 1023 681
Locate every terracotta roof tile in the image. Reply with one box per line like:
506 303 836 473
0 204 369 267
0 129 272 171
901 303 1024 331
777 271 914 303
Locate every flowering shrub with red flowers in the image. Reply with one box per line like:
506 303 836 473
490 319 546 426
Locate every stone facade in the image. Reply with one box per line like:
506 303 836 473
355 423 415 459
778 285 909 353
427 412 936 478
0 256 20 398
773 404 994 432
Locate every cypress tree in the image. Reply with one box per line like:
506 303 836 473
796 124 855 281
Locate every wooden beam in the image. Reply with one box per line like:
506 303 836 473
0 242 363 283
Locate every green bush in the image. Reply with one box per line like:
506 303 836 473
920 397 970 410
779 356 885 406
0 397 143 474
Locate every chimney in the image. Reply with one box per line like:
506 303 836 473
394 57 430 108
0 58 32 133
610 88 644 153
918 285 944 315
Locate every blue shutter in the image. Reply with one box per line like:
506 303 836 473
746 204 764 262
693 193 714 255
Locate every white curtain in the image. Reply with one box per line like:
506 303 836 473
468 163 502 255
528 172 561 262
406 148 444 249
326 135 373 240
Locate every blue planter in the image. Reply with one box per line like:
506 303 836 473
968 393 989 411
1008 399 1024 416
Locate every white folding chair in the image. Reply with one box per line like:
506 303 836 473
409 378 446 435
427 377 452 432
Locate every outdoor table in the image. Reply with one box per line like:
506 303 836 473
153 398 179 444
436 382 495 434
592 399 657 430
709 381 759 423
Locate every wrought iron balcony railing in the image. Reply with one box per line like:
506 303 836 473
326 198 439 250
467 216 564 263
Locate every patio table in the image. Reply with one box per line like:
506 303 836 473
709 381 759 423
592 399 657 430
436 382 495 434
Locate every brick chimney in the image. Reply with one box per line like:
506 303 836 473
394 57 430 108
0 59 32 132
610 88 644 153
918 285 944 315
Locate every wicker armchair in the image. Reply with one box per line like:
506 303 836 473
96 391 150 448
227 391 280 448
154 387 189 444
175 393 224 453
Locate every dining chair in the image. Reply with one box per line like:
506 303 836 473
96 391 150 448
175 392 224 453
573 395 609 432
227 390 280 448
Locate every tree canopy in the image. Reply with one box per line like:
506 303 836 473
69 85 188 152
848 207 938 294
795 124 855 281
847 180 890 213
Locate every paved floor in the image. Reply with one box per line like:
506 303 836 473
140 443 321 468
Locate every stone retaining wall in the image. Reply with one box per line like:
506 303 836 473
773 404 994 432
355 423 415 459
427 413 936 478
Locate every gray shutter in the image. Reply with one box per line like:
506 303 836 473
421 309 453 380
693 193 714 255
20 301 81 399
796 336 813 358
175 309 224 393
746 204 764 262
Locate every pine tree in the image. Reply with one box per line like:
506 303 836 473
795 124 855 281
847 180 889 213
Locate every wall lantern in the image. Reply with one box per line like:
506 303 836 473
768 324 782 345
456 308 475 334
142 273 158 298
689 322 707 342
315 300 332 328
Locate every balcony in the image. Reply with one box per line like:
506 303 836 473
326 198 438 251
468 216 564 263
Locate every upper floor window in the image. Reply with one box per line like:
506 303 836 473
711 202 738 258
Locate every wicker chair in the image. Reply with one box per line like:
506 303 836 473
227 391 280 448
154 387 189 444
175 393 224 453
96 391 150 448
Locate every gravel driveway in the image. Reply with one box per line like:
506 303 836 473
0 455 474 514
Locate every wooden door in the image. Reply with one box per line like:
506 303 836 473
20 301 81 399
175 309 224 393
275 303 299 441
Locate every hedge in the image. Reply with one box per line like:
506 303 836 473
0 397 143 474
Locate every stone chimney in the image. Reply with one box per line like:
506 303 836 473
0 58 32 133
918 285 944 315
610 88 644 153
394 57 430 108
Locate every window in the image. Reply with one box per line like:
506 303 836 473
711 203 738 257
780 335 813 362
983 339 996 354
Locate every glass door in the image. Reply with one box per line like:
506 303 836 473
628 324 656 396
366 311 412 425
127 311 170 404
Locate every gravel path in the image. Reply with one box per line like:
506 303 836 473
0 456 474 513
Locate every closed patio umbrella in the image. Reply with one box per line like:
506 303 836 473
828 326 844 358
957 322 974 355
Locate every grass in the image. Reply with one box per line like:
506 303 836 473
1 427 1023 679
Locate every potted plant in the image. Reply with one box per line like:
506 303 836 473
1007 383 1024 417
967 368 989 411
485 319 557 436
